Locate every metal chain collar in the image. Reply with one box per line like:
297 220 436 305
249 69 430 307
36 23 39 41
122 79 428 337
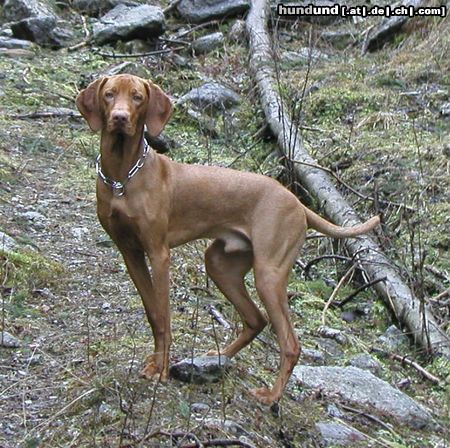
96 139 150 197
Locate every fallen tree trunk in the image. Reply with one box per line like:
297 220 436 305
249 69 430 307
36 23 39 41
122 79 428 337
246 0 450 357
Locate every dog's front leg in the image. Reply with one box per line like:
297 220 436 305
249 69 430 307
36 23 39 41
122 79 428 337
118 245 172 382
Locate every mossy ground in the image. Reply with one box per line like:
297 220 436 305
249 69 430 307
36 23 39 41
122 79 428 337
0 4 449 447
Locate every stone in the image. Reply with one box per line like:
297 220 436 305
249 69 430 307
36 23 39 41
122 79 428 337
1 330 21 348
2 0 54 22
93 4 165 45
192 32 224 54
72 0 139 17
317 326 348 345
321 30 355 50
302 347 326 364
439 102 450 117
316 421 366 446
20 211 47 230
178 82 240 112
348 354 382 375
10 16 74 48
177 0 250 24
282 48 328 67
169 355 231 384
204 418 250 438
378 325 409 350
0 231 18 252
0 47 34 58
4 0 73 48
292 366 433 429
0 36 36 49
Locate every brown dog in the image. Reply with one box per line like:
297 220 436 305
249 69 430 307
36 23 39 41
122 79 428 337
76 74 379 404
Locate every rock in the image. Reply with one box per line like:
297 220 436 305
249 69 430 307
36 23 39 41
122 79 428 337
292 366 433 429
228 19 246 42
321 30 355 50
314 337 343 358
1 330 21 348
326 403 344 418
348 354 382 375
191 402 210 413
169 355 231 384
178 82 240 112
0 36 36 49
439 102 450 117
2 0 54 22
20 210 46 229
93 4 165 45
108 61 152 79
72 0 139 17
4 0 73 48
378 325 409 350
316 421 366 446
177 0 250 24
302 347 326 364
204 418 250 438
0 231 18 252
282 48 328 67
192 32 224 54
10 16 73 48
317 326 348 345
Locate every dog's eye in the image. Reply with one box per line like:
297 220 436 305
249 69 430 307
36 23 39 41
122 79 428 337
133 94 143 102
105 91 114 100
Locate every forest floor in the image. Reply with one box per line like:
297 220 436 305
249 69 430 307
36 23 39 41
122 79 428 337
0 2 449 447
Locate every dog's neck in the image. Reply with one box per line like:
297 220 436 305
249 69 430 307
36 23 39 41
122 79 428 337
100 128 147 181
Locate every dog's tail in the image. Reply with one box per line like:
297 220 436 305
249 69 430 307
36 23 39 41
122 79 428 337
305 208 380 238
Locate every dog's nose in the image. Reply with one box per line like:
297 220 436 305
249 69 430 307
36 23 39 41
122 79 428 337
111 110 130 125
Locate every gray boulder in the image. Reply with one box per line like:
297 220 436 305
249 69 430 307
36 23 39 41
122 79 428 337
0 36 36 49
316 422 366 446
1 330 21 348
378 324 409 350
72 0 139 17
192 32 224 54
292 366 433 429
11 16 73 48
348 353 382 375
93 4 165 45
169 355 231 384
0 231 18 252
2 0 53 22
4 0 73 48
178 82 240 112
177 0 250 24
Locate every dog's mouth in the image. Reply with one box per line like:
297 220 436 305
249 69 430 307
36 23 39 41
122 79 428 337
107 120 135 136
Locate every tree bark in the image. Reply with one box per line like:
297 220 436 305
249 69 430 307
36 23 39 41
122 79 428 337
246 0 450 357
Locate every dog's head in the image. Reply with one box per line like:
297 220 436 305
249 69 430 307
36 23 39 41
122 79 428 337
75 74 172 137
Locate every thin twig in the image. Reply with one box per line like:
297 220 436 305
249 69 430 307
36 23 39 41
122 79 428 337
322 265 356 326
286 157 415 212
371 347 442 385
335 277 387 308
303 254 352 277
173 20 220 39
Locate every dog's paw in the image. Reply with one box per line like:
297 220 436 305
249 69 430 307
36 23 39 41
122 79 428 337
249 387 277 405
140 355 168 382
205 349 220 356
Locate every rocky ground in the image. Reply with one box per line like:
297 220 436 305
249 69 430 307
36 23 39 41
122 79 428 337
0 0 449 447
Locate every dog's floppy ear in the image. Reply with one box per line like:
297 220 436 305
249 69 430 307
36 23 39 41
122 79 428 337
145 80 172 137
75 77 109 132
